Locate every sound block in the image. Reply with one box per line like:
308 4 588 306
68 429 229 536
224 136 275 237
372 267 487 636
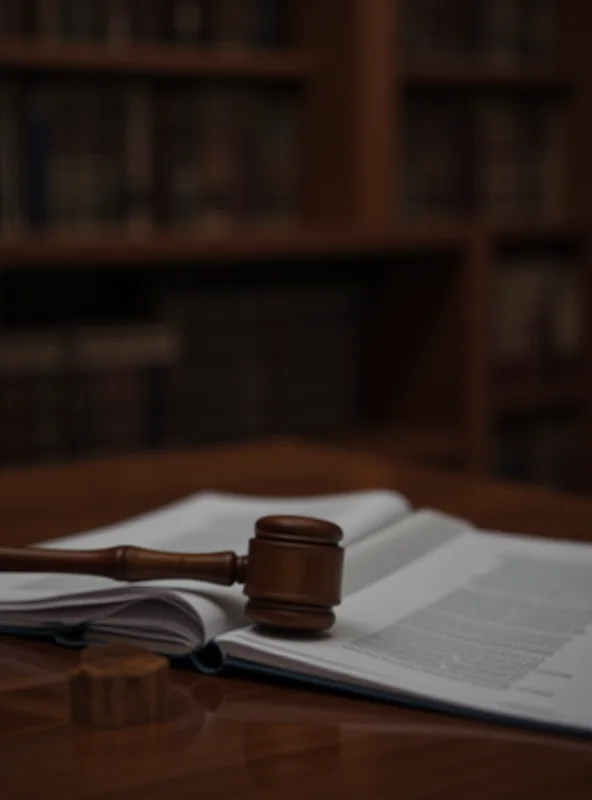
69 643 169 727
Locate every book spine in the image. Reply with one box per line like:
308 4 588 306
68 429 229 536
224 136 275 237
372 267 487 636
150 85 173 225
139 0 167 42
165 85 199 226
491 258 550 380
403 93 470 216
106 0 130 44
250 89 299 227
495 413 578 490
166 0 204 43
0 78 23 235
401 0 433 61
34 0 61 39
492 251 582 383
0 0 31 37
26 87 50 230
0 333 67 466
125 80 152 233
38 81 128 233
194 85 240 232
202 0 257 49
520 0 555 63
70 324 180 456
254 0 285 47
478 0 522 67
159 279 362 444
60 0 109 41
540 102 566 221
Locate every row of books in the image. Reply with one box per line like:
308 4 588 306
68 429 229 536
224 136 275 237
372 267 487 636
491 253 581 382
0 79 299 234
0 280 363 466
402 0 556 66
402 92 565 220
160 282 362 446
494 412 578 490
0 0 285 48
0 324 180 465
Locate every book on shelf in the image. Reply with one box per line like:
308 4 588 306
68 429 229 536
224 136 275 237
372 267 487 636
0 76 299 235
402 88 566 221
0 0 285 47
19 79 137 232
477 0 556 66
401 91 472 217
0 0 32 38
478 0 523 67
0 78 23 236
494 413 578 490
0 276 364 466
517 0 556 64
67 323 180 457
200 0 285 50
2 486 592 737
161 279 362 445
165 0 203 44
59 0 109 41
402 0 476 64
0 323 180 467
492 253 581 382
248 88 300 229
0 331 67 466
156 83 299 232
476 94 566 222
401 0 556 66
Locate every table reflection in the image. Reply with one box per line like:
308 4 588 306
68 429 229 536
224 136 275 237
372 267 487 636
1 636 592 798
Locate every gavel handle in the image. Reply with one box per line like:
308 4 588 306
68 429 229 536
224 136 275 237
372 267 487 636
0 545 247 586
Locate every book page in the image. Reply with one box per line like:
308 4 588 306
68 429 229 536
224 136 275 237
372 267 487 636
342 509 469 597
0 488 410 645
221 523 592 734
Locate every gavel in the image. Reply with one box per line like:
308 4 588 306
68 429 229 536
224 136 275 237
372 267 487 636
0 515 344 634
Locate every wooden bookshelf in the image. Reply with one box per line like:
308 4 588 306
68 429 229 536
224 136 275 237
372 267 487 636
495 377 582 414
324 426 466 469
0 229 376 268
0 224 470 268
0 40 312 80
391 0 591 492
489 221 583 243
402 63 570 90
0 0 590 493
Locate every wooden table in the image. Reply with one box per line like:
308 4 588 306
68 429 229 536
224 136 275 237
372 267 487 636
1 438 592 799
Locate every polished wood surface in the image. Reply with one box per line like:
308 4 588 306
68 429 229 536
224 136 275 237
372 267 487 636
1 438 592 798
0 514 345 634
0 40 312 79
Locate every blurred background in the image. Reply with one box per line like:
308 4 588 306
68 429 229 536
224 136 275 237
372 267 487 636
0 0 590 493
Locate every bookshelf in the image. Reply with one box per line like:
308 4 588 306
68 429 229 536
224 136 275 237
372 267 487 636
391 0 588 491
0 40 312 79
402 63 570 90
0 0 590 493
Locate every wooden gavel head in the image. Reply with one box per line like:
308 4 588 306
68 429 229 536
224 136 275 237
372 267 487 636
240 515 344 634
0 514 345 636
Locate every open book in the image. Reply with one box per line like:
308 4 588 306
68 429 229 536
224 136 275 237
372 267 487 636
1 488 592 737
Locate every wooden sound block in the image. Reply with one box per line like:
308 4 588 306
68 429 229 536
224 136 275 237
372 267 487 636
69 643 169 727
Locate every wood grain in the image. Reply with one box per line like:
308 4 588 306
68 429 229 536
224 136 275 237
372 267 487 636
70 644 169 727
0 40 311 79
0 439 592 798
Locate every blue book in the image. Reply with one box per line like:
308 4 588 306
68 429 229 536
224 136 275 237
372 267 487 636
27 101 49 229
1 487 592 738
